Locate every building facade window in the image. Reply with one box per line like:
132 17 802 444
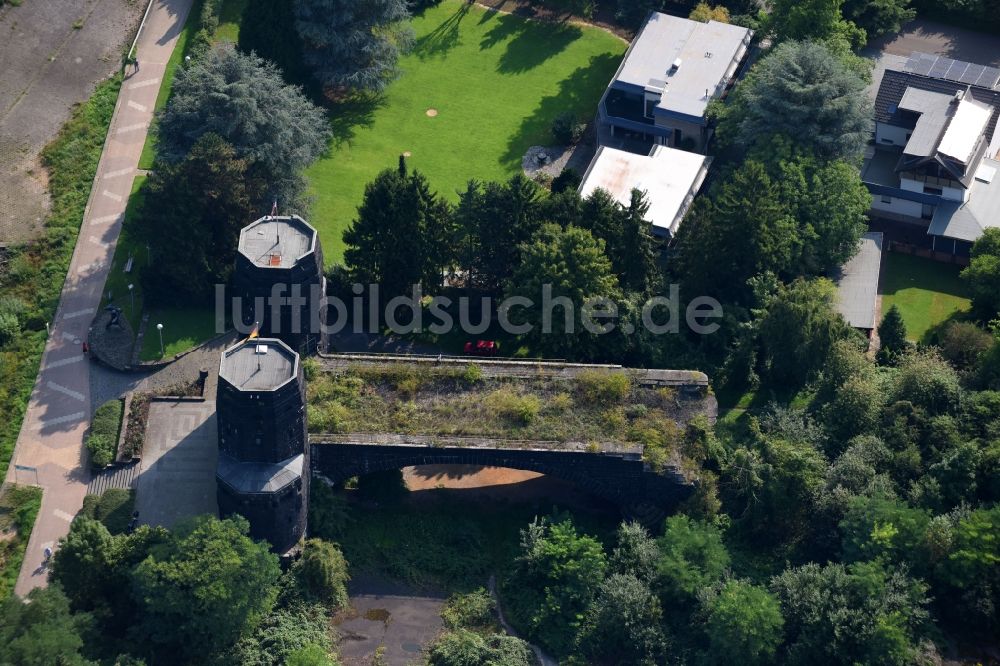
924 186 943 196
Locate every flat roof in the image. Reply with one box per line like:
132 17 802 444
928 157 1000 242
219 337 298 391
614 13 751 120
579 145 708 236
238 215 317 269
834 232 883 330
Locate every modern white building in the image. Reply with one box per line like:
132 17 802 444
597 12 753 153
863 52 1000 258
579 144 710 239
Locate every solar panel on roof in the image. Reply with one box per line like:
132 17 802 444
930 58 953 78
960 64 985 85
981 66 1000 88
947 60 970 81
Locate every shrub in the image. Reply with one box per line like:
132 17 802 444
938 321 992 370
87 434 115 468
293 539 350 608
576 371 631 403
551 111 586 145
307 402 353 433
86 399 123 468
441 588 496 630
551 167 581 193
462 364 483 384
93 489 135 534
302 357 319 381
548 392 573 411
487 388 541 425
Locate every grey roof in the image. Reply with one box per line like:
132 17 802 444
834 232 883 330
238 215 317 269
927 158 1000 242
216 452 303 494
219 337 298 391
875 67 1000 146
897 87 956 157
612 12 751 120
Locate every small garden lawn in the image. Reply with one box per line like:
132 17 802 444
880 253 972 342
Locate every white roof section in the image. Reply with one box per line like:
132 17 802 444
238 215 317 269
834 232 883 330
579 145 709 236
938 97 993 165
928 157 1000 242
614 13 752 120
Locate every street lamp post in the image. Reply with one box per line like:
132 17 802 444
128 283 134 316
156 323 164 358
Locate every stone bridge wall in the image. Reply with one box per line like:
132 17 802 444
309 437 694 522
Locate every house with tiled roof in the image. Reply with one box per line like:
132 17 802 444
863 52 1000 258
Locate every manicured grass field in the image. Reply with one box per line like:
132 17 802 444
880 253 971 342
139 305 218 361
305 0 626 261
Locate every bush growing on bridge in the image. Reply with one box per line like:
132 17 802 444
576 371 631 404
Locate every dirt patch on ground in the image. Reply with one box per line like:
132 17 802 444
425 108 438 117
0 0 144 243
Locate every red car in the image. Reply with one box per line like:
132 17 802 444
464 340 500 356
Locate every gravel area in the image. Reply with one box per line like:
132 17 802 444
0 0 144 243
522 142 595 181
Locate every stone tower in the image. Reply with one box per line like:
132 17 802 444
216 337 308 553
233 214 326 356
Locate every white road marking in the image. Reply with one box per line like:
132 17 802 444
102 189 123 202
35 412 86 429
46 381 85 402
45 356 84 370
62 308 94 320
78 261 105 274
53 509 75 522
103 167 134 179
88 235 110 249
116 122 147 135
128 77 160 89
60 331 76 342
126 100 148 112
90 213 121 226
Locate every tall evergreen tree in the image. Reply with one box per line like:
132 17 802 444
157 46 329 208
294 0 413 95
344 156 454 297
877 304 908 364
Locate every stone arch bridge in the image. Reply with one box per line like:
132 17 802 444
310 433 695 524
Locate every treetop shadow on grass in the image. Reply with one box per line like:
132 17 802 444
501 52 620 167
414 2 472 60
479 9 583 74
324 93 388 149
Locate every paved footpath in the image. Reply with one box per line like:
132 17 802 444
5 0 192 597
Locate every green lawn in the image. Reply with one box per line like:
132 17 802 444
139 305 218 361
214 0 247 43
880 253 972 342
305 0 626 261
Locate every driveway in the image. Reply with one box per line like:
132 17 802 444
865 18 1000 67
0 0 145 243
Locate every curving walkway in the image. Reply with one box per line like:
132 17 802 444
5 0 193 598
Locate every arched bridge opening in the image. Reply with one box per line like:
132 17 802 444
309 435 694 525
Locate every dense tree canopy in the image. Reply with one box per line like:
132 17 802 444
719 40 873 162
505 224 623 360
157 46 329 208
294 0 413 94
131 516 281 658
962 227 1000 320
137 134 264 304
703 579 784 666
344 157 454 297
